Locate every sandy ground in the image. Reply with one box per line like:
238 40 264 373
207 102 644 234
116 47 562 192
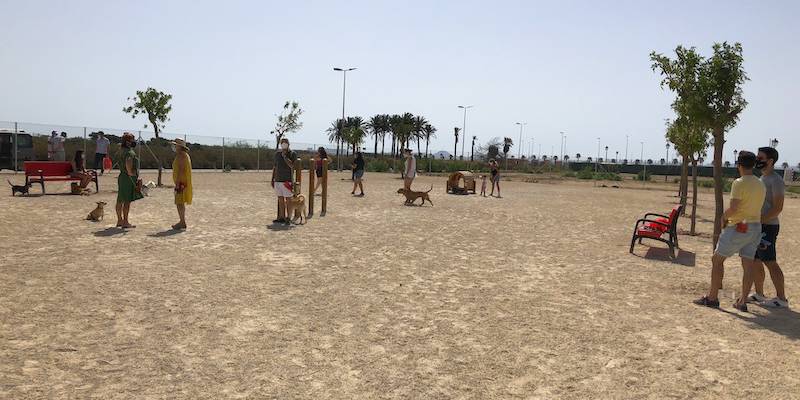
1 170 799 399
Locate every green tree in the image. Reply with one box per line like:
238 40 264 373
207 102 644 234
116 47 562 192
652 42 748 246
367 114 390 157
343 116 367 154
270 101 304 149
666 117 709 235
412 115 428 156
326 118 344 158
123 87 173 186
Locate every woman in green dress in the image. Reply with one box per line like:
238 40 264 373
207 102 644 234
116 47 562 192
116 132 143 228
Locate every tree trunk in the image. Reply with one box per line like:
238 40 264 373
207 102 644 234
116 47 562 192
416 138 421 156
454 138 458 161
374 134 378 157
680 155 689 214
690 158 699 235
425 138 429 159
153 125 163 186
712 129 725 248
381 135 385 157
391 134 395 158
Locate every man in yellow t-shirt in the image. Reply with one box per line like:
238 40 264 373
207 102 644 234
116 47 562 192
694 151 766 312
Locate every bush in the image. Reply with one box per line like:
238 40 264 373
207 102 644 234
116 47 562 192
636 170 652 181
787 186 800 195
563 170 576 178
577 167 595 180
595 172 622 181
367 159 389 172
697 178 732 192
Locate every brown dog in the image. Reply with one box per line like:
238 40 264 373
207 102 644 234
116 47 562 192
285 194 307 224
86 201 107 221
397 186 433 206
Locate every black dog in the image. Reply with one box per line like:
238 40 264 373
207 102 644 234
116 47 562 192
8 180 31 196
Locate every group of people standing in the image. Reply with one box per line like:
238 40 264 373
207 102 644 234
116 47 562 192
695 146 788 311
114 133 193 230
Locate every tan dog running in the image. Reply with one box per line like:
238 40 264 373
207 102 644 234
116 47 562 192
86 201 107 221
285 194 307 225
397 186 434 206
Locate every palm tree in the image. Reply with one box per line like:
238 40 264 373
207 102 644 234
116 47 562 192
412 115 428 156
423 123 437 158
471 136 477 161
401 113 415 149
453 127 461 160
575 153 581 162
367 114 388 157
502 137 513 169
344 116 367 154
326 118 345 159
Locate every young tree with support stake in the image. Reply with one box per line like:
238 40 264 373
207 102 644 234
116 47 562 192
270 101 304 149
651 42 748 247
666 117 709 235
123 87 173 186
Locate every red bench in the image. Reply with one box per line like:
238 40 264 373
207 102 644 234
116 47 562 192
629 205 683 259
24 161 99 194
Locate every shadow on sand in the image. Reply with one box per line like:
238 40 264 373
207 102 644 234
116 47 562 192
93 227 127 237
267 222 295 231
148 229 184 238
721 307 800 341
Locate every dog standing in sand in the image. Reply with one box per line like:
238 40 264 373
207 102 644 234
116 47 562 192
397 186 434 206
285 194 307 224
8 180 31 196
86 201 107 221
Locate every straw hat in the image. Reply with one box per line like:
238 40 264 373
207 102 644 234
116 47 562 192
170 138 190 151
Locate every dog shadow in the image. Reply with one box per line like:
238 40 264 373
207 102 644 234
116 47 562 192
267 223 295 231
93 227 127 237
632 245 696 267
148 229 184 238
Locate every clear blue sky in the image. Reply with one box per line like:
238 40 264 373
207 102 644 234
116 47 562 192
2 0 798 164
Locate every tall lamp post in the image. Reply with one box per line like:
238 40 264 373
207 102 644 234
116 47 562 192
333 66 356 171
516 122 527 158
625 134 629 163
458 105 473 160
641 141 645 185
560 131 565 161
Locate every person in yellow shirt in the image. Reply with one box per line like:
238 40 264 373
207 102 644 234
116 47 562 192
694 150 765 312
171 139 192 230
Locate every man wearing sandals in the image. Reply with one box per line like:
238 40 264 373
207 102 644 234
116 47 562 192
694 151 765 312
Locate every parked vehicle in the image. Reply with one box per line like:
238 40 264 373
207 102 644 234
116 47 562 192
0 130 35 171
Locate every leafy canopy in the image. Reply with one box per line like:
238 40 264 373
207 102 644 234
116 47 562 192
123 87 173 136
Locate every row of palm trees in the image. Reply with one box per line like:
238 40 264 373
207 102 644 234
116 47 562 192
326 113 437 159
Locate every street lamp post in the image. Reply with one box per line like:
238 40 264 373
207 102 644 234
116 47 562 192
458 105 473 159
625 134 629 164
665 143 670 182
641 141 645 185
333 66 356 171
516 122 527 159
604 145 609 161
560 131 565 161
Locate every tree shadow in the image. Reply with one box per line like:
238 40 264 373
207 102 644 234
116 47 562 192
722 307 800 341
148 229 184 238
93 227 127 237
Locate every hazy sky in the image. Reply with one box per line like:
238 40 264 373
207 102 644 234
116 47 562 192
2 0 798 163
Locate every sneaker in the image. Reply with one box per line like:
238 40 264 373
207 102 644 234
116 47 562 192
759 297 790 309
693 296 720 308
733 302 748 312
748 293 768 303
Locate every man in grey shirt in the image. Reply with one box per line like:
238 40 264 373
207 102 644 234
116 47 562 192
749 146 788 308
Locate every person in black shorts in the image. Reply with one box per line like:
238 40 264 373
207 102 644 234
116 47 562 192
313 147 327 195
489 158 501 198
351 151 365 196
749 147 789 308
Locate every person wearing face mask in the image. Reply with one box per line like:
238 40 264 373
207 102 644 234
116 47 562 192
694 150 765 312
403 149 416 190
748 146 789 308
271 138 297 225
170 139 193 230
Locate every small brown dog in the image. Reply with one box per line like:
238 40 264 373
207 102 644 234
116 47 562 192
397 186 433 206
86 201 107 221
285 194 307 224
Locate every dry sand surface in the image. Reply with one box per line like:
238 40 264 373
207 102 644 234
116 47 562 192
1 170 799 399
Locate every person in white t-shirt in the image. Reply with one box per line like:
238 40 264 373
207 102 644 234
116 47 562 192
403 149 416 190
47 131 57 160
53 132 67 161
93 131 111 175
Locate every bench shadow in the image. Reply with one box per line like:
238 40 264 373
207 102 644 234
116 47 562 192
93 227 127 237
148 229 184 238
722 307 800 341
632 246 696 267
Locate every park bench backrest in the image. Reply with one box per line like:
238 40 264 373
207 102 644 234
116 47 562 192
24 161 72 176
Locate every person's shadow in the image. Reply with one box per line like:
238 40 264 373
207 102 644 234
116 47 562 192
725 306 800 340
93 227 126 237
148 229 184 238
267 222 294 231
